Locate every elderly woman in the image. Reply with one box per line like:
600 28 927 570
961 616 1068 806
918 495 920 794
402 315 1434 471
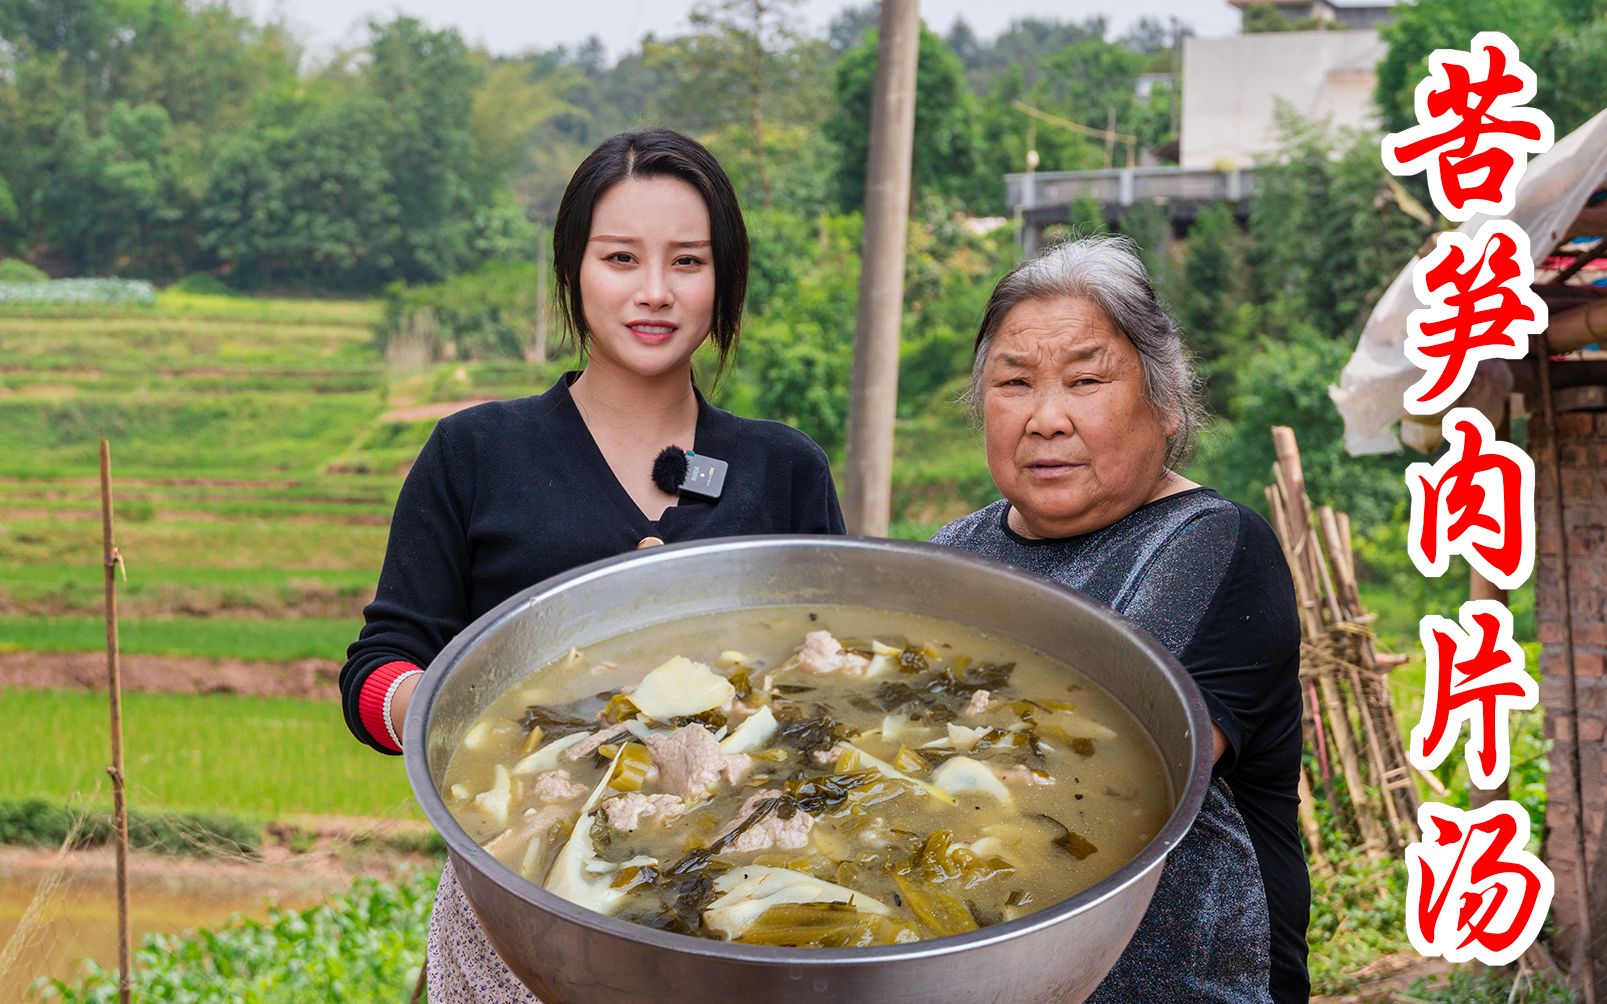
931 236 1308 1003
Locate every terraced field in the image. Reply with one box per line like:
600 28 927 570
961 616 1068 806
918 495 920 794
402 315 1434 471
0 293 580 824
0 293 564 635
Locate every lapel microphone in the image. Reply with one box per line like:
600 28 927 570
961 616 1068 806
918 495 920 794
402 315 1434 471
652 446 728 500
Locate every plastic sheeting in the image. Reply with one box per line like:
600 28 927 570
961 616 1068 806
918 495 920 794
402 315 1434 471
1330 108 1607 456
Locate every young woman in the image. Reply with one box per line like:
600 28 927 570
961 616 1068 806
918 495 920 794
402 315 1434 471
339 128 845 1000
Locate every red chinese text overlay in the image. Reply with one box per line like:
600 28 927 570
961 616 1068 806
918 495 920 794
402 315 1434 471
1408 600 1537 789
1405 220 1545 416
1406 801 1554 965
1406 407 1536 591
1381 31 1553 222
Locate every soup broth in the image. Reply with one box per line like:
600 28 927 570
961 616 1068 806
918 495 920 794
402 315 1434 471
442 605 1172 946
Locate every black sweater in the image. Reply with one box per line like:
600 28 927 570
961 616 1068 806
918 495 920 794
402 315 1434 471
340 373 845 753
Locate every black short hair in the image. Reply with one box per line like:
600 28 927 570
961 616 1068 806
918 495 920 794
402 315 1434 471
552 128 749 377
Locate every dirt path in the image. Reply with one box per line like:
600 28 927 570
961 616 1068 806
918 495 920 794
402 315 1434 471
0 506 388 525
0 651 341 700
0 829 429 899
380 398 498 423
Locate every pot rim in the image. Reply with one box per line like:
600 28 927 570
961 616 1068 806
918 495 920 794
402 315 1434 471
405 533 1214 965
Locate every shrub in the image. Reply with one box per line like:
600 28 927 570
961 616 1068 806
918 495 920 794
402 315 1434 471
377 259 542 362
38 870 436 1002
0 797 71 846
168 272 238 297
0 258 48 283
0 797 261 859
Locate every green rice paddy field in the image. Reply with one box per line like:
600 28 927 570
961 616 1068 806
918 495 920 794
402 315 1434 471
0 688 416 820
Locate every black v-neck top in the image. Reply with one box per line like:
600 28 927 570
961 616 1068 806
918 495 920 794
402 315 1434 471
340 374 845 751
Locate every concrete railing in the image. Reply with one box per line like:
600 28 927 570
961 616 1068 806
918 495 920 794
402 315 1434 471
1005 166 1258 214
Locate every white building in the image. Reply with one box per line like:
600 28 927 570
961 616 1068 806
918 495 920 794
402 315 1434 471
1179 28 1388 170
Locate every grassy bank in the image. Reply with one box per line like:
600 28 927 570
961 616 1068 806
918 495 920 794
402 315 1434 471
0 615 356 661
0 689 417 820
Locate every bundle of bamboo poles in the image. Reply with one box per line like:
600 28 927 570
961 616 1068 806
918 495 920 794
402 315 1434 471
1264 427 1430 871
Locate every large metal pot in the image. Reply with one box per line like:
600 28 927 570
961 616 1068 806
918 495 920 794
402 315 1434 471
406 535 1212 1004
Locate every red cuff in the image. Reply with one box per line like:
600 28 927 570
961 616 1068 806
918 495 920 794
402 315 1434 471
358 661 423 752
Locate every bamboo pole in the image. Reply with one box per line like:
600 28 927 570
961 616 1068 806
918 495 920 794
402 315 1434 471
1270 439 1380 849
99 440 131 1004
1307 679 1334 788
1272 427 1317 584
1319 506 1405 844
1298 766 1329 875
1317 670 1384 849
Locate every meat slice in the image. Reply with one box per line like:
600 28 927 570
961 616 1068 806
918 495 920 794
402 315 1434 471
963 689 991 716
527 769 589 802
644 724 755 800
481 802 570 865
714 791 817 852
600 792 687 832
562 723 632 762
795 630 872 675
996 764 1056 786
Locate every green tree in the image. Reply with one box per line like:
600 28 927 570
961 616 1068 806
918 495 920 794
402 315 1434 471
1118 197 1171 284
958 17 1108 94
826 26 982 212
470 57 581 207
1174 202 1246 412
643 0 831 211
1247 112 1427 343
1191 321 1404 529
0 46 79 254
115 1 299 134
39 102 189 275
972 27 1159 191
1240 4 1333 32
363 17 486 282
198 95 401 288
1375 0 1607 137
827 4 879 55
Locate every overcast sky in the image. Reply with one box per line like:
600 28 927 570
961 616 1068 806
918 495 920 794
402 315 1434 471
255 0 1242 63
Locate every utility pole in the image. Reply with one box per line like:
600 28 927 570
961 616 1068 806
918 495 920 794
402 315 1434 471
1169 17 1181 139
842 0 919 536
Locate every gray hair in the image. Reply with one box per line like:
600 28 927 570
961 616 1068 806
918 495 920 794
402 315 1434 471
967 234 1205 469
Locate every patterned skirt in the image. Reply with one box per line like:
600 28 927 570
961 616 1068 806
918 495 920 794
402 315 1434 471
426 860 542 1003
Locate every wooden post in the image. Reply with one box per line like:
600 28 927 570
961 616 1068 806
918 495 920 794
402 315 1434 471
99 440 131 1004
842 0 920 537
533 224 549 364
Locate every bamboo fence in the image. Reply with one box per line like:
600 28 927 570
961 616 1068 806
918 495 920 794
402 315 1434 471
1265 427 1428 870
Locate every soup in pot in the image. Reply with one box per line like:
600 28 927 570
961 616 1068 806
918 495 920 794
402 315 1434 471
442 605 1172 947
